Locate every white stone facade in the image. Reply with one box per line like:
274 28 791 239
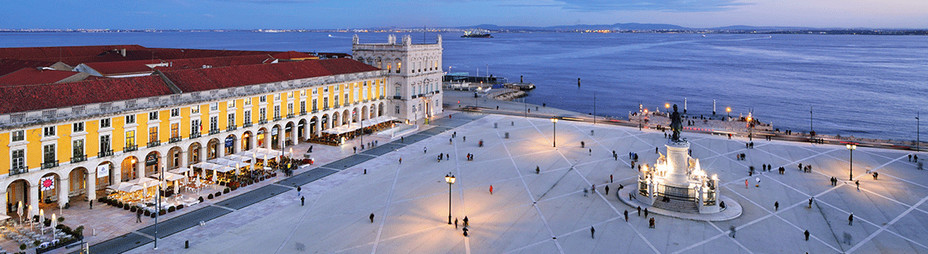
352 34 443 123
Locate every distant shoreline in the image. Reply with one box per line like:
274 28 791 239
1 29 926 36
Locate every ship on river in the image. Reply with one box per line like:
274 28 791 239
461 29 493 38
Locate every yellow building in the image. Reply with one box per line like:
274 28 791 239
0 57 392 217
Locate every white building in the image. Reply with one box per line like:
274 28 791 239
352 34 443 124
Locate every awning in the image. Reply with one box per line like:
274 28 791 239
161 172 185 181
191 161 235 172
129 177 158 187
112 182 144 193
169 167 191 174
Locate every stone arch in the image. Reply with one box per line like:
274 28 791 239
224 134 237 155
375 57 382 69
310 116 319 138
362 105 369 121
6 179 32 216
167 146 183 170
319 114 331 131
342 110 350 125
37 172 63 208
120 156 140 182
188 142 202 164
271 125 281 150
298 119 307 142
93 161 115 192
68 167 89 201
378 102 385 117
143 151 161 177
257 128 268 148
284 122 295 147
331 113 339 128
242 131 253 151
207 138 221 160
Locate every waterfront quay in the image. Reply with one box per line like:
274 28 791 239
120 105 927 253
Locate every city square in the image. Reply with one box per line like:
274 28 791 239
122 112 928 253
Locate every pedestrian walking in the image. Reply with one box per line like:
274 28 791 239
855 180 860 190
463 227 469 237
399 157 402 164
637 206 641 216
89 200 93 210
729 225 736 238
745 179 749 189
463 136 466 142
848 213 854 226
809 197 814 208
364 169 367 175
649 218 655 229
610 174 614 183
463 216 469 227
536 166 540 174
136 210 142 223
605 185 610 195
297 186 301 196
591 226 596 239
589 148 592 156
301 196 305 206
774 201 779 211
455 218 459 229
370 213 375 223
644 208 649 217
624 210 629 222
804 230 810 241
583 188 588 197
353 146 357 153
489 185 494 195
424 147 427 154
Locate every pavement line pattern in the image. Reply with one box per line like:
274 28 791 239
85 113 483 254
494 126 566 254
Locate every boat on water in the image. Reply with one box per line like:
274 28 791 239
462 29 492 38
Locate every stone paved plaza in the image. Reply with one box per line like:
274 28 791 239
125 112 928 253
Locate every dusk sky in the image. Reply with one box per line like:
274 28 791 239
2 0 926 29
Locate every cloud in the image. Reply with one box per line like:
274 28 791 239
552 0 750 12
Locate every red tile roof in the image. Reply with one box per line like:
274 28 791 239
0 59 57 76
82 60 160 76
0 75 172 114
0 68 82 86
0 45 145 62
0 45 279 66
271 51 316 60
153 54 276 71
162 58 379 93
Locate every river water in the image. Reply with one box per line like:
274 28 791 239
1 32 925 140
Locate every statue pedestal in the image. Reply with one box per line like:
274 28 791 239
664 140 690 187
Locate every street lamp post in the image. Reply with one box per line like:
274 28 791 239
154 166 163 250
726 107 731 119
551 118 558 147
445 173 455 224
847 144 857 181
917 111 920 152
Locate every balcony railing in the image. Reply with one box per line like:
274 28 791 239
287 113 295 119
243 122 253 128
170 136 182 143
70 154 87 163
226 125 237 132
190 132 201 139
124 145 138 152
393 95 402 100
274 116 282 121
147 140 161 148
209 129 220 135
9 166 28 176
259 119 268 124
324 106 330 111
300 110 307 116
42 160 59 169
380 95 385 100
312 109 319 113
98 149 113 158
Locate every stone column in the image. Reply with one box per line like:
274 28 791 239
249 134 256 151
303 122 310 143
136 159 144 180
28 184 38 218
112 163 122 183
0 190 7 216
86 172 96 201
179 151 188 169
58 177 69 208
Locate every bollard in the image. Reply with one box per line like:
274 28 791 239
186 240 189 249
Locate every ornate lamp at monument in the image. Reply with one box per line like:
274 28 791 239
445 173 456 224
